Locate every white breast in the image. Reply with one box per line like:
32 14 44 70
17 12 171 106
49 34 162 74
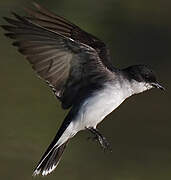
56 81 133 147
72 82 131 131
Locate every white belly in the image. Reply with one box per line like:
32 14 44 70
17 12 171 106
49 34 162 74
72 83 128 131
56 82 132 147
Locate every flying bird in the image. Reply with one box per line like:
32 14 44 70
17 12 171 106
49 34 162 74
1 2 165 176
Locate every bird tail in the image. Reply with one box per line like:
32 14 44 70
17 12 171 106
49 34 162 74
33 140 69 176
33 109 75 176
33 103 79 176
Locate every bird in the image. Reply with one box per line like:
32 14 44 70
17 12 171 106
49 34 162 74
1 2 165 176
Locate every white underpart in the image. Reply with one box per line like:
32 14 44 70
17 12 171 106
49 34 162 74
57 81 129 146
56 79 153 148
73 83 128 130
131 80 153 94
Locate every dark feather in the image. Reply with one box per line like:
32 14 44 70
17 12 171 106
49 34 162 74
2 10 114 109
33 106 79 176
25 2 115 71
33 141 68 176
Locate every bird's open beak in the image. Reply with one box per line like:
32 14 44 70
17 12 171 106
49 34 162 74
151 82 165 91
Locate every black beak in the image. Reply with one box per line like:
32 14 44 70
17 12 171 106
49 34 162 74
151 82 165 91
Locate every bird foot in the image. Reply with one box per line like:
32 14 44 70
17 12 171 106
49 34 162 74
87 128 112 152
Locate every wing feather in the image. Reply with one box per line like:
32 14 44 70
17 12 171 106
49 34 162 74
24 3 115 71
2 10 114 109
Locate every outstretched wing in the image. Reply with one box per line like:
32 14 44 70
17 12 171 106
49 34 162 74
2 13 114 109
24 2 114 71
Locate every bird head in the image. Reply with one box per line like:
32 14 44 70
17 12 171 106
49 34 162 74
124 64 165 94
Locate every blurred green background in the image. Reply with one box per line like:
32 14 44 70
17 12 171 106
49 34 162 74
0 0 170 180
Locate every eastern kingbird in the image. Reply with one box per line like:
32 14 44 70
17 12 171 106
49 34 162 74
1 2 165 176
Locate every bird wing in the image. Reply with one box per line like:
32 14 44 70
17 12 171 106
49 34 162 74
24 2 115 71
2 13 114 109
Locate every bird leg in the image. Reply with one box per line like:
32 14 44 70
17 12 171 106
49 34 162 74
87 127 112 152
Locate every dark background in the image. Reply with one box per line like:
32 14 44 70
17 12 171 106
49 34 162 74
0 0 170 180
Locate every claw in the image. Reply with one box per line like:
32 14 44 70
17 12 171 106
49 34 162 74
87 127 112 152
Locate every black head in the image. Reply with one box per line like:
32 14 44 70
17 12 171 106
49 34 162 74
124 65 165 90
